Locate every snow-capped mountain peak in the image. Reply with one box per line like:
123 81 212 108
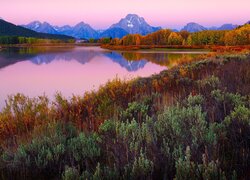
25 21 42 30
110 14 161 35
22 21 58 34
34 22 40 29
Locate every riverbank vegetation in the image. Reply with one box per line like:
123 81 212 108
0 49 249 179
101 24 250 50
0 36 75 46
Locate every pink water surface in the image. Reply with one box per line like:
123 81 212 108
0 47 166 108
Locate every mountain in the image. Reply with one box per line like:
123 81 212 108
0 19 73 39
245 20 250 25
30 50 98 65
109 14 161 35
100 27 129 38
182 22 238 32
181 22 207 32
171 29 179 32
19 16 247 40
208 26 218 30
96 30 105 34
54 22 98 39
21 14 160 39
22 21 58 34
54 25 72 35
104 51 147 71
23 21 98 39
217 24 238 30
70 22 98 39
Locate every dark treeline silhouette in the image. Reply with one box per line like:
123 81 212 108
0 19 74 42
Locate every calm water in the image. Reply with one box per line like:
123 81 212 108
0 46 205 109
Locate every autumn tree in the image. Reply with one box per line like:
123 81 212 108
186 30 225 45
110 38 121 45
135 34 142 45
99 37 111 44
122 34 142 46
179 30 190 40
224 24 250 45
167 32 183 45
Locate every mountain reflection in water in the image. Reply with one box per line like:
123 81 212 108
0 46 205 109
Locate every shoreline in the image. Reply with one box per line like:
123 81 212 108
101 44 250 52
0 43 101 48
1 43 250 51
1 44 250 54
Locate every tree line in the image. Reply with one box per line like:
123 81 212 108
106 24 250 46
0 36 75 45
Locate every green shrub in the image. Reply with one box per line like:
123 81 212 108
62 166 80 180
131 150 153 179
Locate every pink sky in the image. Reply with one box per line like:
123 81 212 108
1 0 249 29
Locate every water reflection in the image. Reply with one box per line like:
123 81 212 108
0 47 204 71
0 46 205 109
104 52 147 71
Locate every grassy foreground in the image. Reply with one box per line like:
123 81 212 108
0 51 250 179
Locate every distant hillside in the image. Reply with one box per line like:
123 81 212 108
181 22 239 32
217 24 238 30
0 19 73 40
181 22 207 32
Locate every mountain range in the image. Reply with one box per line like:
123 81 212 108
0 47 147 71
181 22 238 32
1 15 247 40
22 14 161 39
22 15 241 39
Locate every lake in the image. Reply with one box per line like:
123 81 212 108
0 46 206 109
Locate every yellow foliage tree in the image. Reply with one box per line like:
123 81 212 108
167 32 183 45
224 24 250 45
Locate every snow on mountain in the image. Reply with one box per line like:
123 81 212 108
110 14 161 35
24 21 98 39
22 16 246 40
22 21 58 34
53 23 98 39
